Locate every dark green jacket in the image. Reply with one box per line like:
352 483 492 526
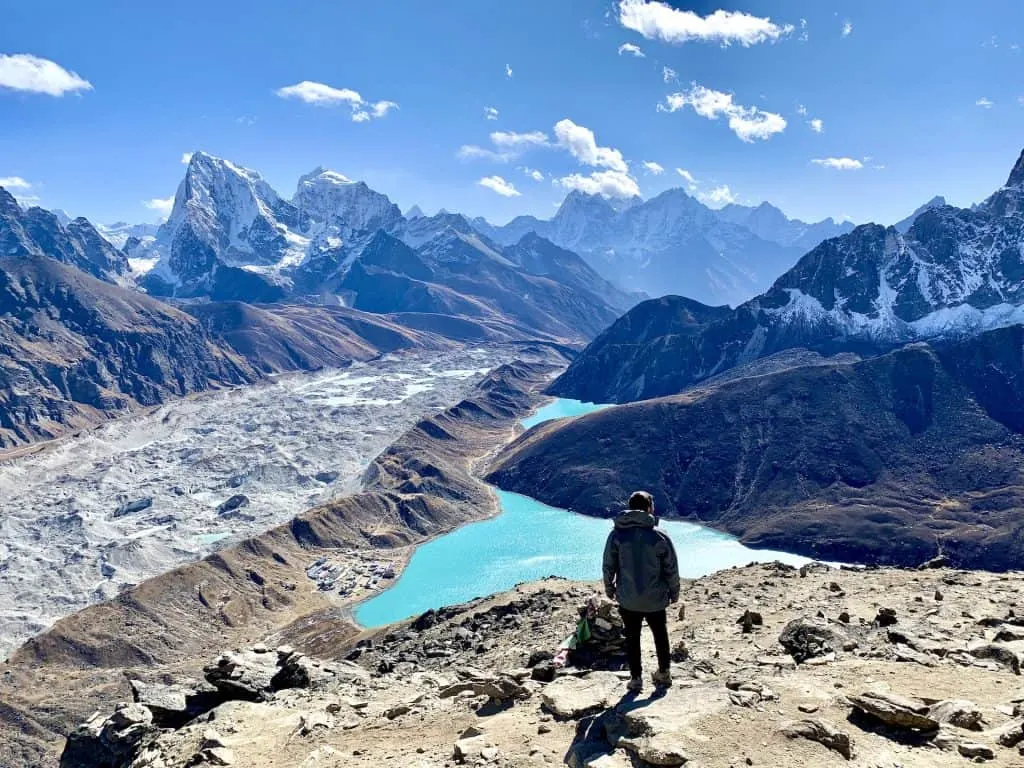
602 508 680 612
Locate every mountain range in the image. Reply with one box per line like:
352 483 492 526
473 190 855 307
130 152 628 339
552 149 1024 403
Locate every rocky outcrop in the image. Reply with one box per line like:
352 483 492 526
54 561 1024 768
491 325 1024 569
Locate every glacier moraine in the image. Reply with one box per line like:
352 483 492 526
0 346 514 660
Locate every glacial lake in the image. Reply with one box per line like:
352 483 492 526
355 399 812 627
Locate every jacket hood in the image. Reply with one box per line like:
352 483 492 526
614 508 657 529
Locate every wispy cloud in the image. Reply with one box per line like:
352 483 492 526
554 119 627 172
699 184 737 207
143 196 175 217
660 84 786 142
484 106 499 121
235 115 257 126
457 145 513 163
675 168 697 187
617 43 645 57
519 167 545 182
0 54 92 96
642 161 664 175
796 104 808 116
478 175 521 197
812 157 863 170
809 118 824 133
276 81 398 122
841 20 853 37
506 64 514 79
556 170 639 199
976 97 995 109
663 66 678 83
618 1 793 47
0 176 31 190
491 130 550 149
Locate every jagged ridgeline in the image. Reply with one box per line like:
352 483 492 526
552 149 1024 404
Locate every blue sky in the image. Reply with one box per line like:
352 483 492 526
1 0 1022 227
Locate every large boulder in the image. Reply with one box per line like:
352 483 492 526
847 692 939 731
541 672 622 718
60 704 160 768
778 617 850 663
781 719 854 759
614 685 730 767
927 699 984 731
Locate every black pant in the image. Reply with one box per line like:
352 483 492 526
619 607 670 678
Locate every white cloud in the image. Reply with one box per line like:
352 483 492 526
478 175 521 197
556 170 640 199
484 106 499 120
812 157 864 170
13 195 40 207
458 130 550 163
675 168 697 185
276 81 397 122
457 145 513 162
976 97 994 109
554 119 628 172
491 130 550 149
372 100 398 118
1018 96 1024 107
841 20 853 37
796 104 808 116
276 81 362 106
809 118 824 133
181 152 194 165
618 1 793 47
618 43 645 57
0 176 31 190
235 115 257 126
0 54 92 96
698 184 737 207
143 196 175 217
642 161 664 175
663 66 678 83
660 84 786 142
506 64 513 78
798 18 809 42
519 167 545 182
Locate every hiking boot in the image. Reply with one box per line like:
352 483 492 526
626 676 643 693
651 668 673 688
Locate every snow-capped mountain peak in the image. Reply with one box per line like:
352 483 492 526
292 167 402 235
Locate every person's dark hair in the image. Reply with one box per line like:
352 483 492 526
628 491 653 512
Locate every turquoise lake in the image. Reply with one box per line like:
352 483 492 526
355 399 812 627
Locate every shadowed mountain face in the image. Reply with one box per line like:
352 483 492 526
552 149 1024 404
0 255 258 448
0 188 129 283
489 325 1024 570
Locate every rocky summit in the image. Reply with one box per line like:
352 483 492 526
54 563 1024 768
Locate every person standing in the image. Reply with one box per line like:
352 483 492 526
602 490 680 692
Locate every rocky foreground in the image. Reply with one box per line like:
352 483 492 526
64 561 1024 768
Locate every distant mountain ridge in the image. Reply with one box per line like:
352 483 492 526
474 188 855 307
552 148 1024 403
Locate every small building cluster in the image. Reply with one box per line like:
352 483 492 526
305 552 397 597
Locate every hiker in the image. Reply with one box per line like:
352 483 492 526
602 490 680 692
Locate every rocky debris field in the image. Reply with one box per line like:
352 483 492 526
0 346 510 660
62 560 1024 768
